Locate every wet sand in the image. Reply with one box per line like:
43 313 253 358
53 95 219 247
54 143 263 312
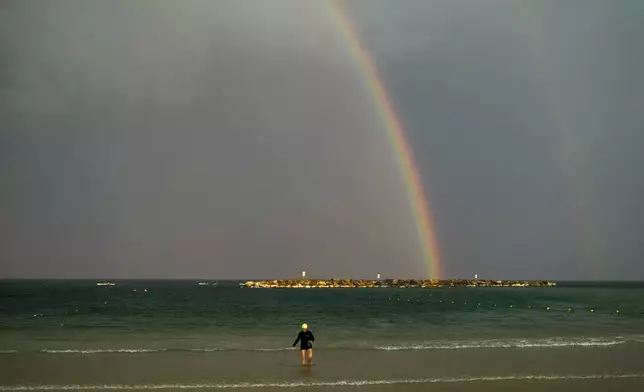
1 343 644 390
260 378 644 392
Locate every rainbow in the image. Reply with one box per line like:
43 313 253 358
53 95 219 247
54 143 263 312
324 0 444 279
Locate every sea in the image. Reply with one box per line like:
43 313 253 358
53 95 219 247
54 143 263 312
1 280 644 391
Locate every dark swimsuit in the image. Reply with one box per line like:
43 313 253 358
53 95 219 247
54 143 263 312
292 330 315 350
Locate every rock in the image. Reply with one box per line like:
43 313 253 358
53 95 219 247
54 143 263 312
239 278 556 289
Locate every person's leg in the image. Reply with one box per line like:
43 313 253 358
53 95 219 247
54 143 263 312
307 348 313 363
300 350 306 365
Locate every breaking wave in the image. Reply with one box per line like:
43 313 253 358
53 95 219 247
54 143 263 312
40 349 162 354
190 348 290 352
375 336 634 350
3 335 641 355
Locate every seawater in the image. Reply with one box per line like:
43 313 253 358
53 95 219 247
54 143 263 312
1 281 644 390
1 280 643 352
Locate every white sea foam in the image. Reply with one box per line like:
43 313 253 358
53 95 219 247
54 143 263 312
1 373 643 390
40 349 161 354
189 348 223 352
190 348 290 352
18 336 642 355
376 337 631 351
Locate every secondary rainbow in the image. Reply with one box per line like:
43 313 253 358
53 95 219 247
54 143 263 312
514 3 602 277
325 0 444 279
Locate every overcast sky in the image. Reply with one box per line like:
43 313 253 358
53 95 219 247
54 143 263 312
2 0 643 280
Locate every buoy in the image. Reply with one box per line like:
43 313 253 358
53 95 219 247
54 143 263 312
567 308 572 312
546 306 551 311
615 309 620 314
510 305 514 308
590 308 594 313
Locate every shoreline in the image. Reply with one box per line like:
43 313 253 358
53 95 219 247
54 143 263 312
241 279 556 288
2 344 642 390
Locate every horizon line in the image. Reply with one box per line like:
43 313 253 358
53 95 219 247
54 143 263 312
2 277 644 282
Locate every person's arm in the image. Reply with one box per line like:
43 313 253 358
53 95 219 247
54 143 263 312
309 331 315 342
292 332 302 347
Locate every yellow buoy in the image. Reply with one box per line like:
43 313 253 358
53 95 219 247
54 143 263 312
590 308 595 313
546 306 551 311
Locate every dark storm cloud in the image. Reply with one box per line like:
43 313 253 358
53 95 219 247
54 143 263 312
1 0 422 279
2 0 643 280
345 0 644 279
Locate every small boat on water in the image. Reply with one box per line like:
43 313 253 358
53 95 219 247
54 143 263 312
96 282 116 286
197 282 217 286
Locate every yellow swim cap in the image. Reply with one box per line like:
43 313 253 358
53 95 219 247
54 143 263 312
301 323 308 329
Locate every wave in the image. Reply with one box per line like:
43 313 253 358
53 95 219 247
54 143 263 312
3 336 641 355
1 373 643 390
375 336 634 351
190 348 291 352
38 348 291 354
40 349 162 354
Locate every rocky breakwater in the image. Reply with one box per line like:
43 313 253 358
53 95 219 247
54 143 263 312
241 279 556 288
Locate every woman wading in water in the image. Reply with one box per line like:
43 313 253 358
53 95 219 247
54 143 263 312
292 323 315 365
